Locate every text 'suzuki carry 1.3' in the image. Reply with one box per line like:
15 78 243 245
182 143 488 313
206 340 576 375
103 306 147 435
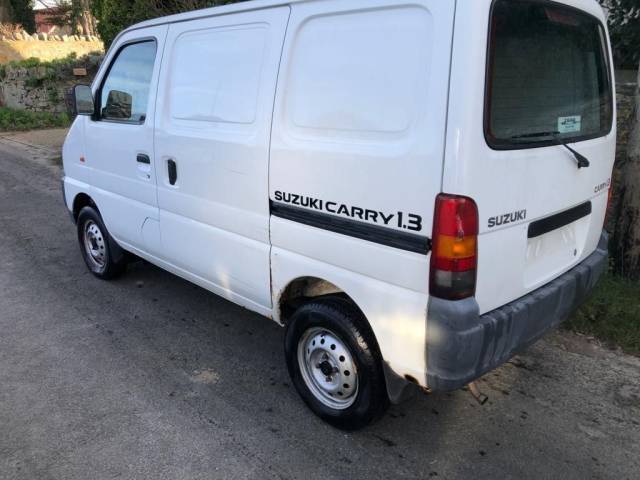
62 0 615 429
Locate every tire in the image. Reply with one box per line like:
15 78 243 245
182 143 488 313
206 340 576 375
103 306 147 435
284 297 389 430
76 206 127 280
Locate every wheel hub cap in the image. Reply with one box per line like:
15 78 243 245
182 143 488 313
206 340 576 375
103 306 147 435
298 327 358 410
83 220 106 268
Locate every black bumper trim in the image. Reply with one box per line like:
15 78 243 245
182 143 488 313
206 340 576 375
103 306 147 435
426 231 609 392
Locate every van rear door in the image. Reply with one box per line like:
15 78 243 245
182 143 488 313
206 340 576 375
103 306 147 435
444 0 615 314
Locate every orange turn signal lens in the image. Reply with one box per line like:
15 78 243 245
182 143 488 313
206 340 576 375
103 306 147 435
434 234 477 259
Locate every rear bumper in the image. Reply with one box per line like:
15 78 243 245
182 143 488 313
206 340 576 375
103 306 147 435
426 231 609 392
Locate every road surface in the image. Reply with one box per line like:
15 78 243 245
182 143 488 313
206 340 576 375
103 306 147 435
0 134 638 479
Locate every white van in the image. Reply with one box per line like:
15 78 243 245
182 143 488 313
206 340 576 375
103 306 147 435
62 0 615 429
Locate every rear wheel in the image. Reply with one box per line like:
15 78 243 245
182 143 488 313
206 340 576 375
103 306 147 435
77 206 127 280
285 297 389 430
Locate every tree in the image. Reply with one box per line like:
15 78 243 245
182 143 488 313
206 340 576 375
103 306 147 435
91 0 243 47
37 0 97 36
9 0 35 33
0 0 15 24
75 0 97 36
600 0 640 69
613 68 640 279
599 1 640 278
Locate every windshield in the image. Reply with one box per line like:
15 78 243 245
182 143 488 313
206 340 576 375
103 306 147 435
485 0 613 149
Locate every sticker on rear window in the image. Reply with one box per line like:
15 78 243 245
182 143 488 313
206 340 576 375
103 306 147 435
558 115 582 134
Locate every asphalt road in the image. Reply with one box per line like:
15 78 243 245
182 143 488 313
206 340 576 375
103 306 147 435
0 138 639 480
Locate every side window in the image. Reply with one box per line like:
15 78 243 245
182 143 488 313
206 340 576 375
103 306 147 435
99 40 157 123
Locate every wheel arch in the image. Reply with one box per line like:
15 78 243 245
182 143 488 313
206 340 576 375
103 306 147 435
277 276 358 325
72 192 98 223
276 275 415 404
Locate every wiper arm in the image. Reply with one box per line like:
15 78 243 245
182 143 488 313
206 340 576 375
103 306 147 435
556 138 590 169
510 131 590 169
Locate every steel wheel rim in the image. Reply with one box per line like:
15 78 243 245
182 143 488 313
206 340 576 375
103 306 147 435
83 220 106 269
297 327 358 410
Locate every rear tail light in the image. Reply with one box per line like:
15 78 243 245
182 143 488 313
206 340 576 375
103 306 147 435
430 194 479 300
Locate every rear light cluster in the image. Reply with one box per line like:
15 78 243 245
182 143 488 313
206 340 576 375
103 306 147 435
430 194 479 300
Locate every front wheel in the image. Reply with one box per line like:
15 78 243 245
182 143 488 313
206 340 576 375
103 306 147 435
77 206 127 280
284 297 389 430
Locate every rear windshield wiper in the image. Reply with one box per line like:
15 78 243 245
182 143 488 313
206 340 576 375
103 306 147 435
510 131 590 169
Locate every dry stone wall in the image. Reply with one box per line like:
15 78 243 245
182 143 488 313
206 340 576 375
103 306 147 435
0 34 103 64
0 53 103 114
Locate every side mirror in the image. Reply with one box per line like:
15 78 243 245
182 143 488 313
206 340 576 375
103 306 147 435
103 90 133 120
71 84 94 116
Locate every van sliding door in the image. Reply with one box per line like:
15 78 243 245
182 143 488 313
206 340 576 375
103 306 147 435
152 7 290 314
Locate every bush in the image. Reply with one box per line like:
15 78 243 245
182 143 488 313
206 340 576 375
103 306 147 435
0 107 71 131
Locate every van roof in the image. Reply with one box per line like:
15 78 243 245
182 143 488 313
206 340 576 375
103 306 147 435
122 0 605 38
123 0 302 33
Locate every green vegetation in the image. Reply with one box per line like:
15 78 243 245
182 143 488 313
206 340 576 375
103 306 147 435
0 107 70 131
91 0 243 47
598 0 640 69
0 53 84 81
3 52 79 71
8 0 36 34
566 271 640 356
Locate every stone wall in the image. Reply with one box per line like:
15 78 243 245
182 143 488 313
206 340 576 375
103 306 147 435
0 53 103 114
0 34 103 64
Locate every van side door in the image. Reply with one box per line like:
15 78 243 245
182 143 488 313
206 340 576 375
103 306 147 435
83 26 168 253
153 8 290 314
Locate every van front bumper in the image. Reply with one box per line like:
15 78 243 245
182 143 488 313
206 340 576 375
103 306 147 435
425 231 608 392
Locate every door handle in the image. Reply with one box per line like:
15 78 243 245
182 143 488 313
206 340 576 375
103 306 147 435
167 159 177 186
137 153 151 164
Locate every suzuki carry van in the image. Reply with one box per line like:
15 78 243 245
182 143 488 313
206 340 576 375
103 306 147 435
62 0 615 430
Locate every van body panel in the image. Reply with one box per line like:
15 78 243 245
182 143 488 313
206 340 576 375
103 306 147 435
268 0 455 383
81 26 168 252
270 0 456 291
270 217 429 293
61 120 89 190
113 236 273 319
153 7 290 309
443 0 615 314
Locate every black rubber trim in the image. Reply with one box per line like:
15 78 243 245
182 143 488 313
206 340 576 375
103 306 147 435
528 201 592 239
270 201 431 255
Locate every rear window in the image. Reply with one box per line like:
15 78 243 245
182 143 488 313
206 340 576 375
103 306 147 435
485 0 613 149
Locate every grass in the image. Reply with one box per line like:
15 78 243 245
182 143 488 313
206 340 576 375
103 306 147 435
565 271 640 356
0 107 70 131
